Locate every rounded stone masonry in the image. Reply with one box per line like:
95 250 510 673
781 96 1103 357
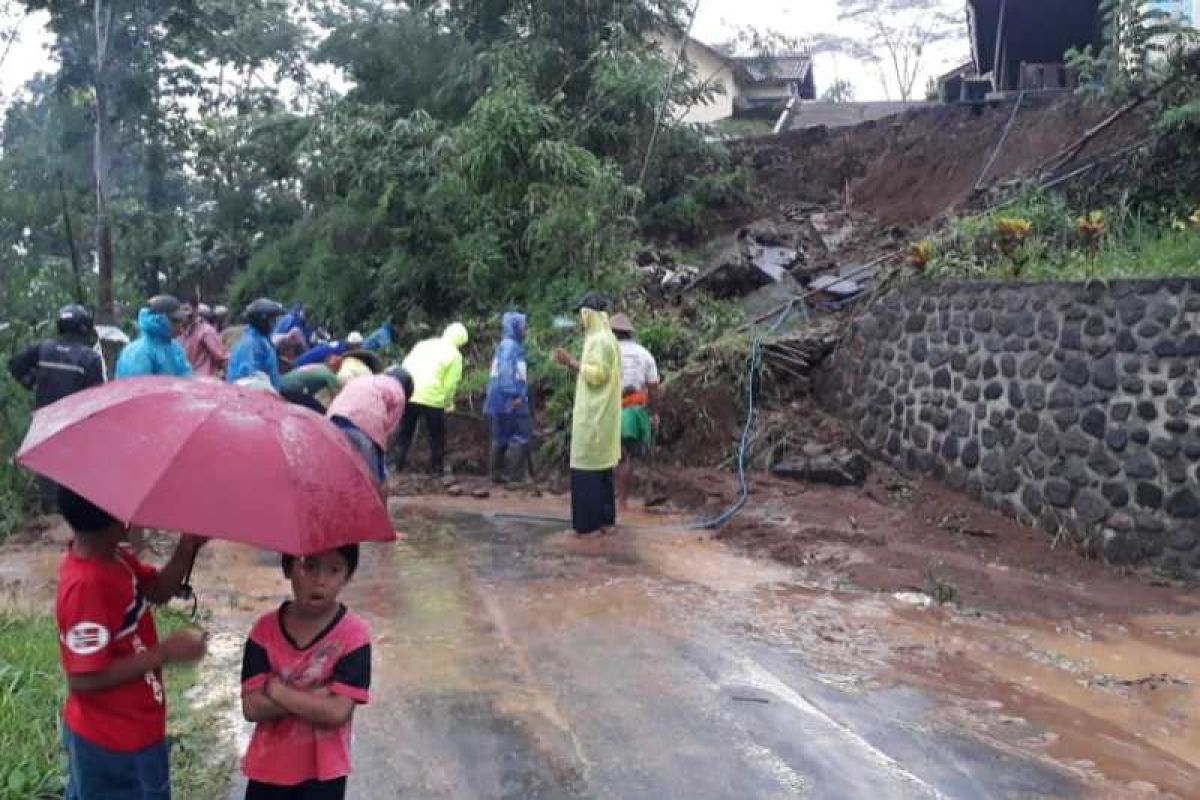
833 279 1200 577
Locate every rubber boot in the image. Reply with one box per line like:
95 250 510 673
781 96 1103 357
389 437 411 472
505 443 530 486
490 444 507 485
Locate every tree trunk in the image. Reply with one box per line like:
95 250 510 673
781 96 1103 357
143 119 167 297
94 0 116 323
57 170 86 305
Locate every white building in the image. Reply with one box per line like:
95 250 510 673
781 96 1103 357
1145 0 1198 24
648 31 816 125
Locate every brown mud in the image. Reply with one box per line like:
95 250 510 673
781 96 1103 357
4 468 1199 797
737 93 1151 229
382 472 1200 797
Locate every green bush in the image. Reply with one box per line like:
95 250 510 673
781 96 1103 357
928 192 1200 282
1 331 35 542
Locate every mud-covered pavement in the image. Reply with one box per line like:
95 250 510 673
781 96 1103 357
4 484 1199 799
200 487 1198 800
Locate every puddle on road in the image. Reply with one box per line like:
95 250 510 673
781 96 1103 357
0 541 60 608
4 500 1200 798
878 607 1200 798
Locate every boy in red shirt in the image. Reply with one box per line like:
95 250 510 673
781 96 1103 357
240 544 371 800
55 487 208 800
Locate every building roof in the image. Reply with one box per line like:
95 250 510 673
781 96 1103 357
967 0 1102 89
733 55 814 85
937 61 976 84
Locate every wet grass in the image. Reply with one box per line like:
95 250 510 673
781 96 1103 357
0 614 62 799
958 227 1200 282
925 190 1200 283
162 608 237 800
0 608 233 800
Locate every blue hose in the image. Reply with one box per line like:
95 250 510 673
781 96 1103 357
488 300 798 532
693 300 797 530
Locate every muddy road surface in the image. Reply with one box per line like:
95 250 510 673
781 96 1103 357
340 510 1065 798
5 488 1198 799
195 493 1189 800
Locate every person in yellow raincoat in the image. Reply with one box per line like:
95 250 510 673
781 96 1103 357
394 322 469 476
554 293 622 535
336 349 382 386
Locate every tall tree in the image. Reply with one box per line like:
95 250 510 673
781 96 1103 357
91 0 116 317
818 0 963 102
17 0 305 315
820 79 855 103
0 75 95 312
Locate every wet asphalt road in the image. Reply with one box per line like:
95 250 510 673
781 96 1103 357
229 506 1080 800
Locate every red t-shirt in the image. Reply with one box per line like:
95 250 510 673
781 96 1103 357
241 604 371 786
56 544 165 752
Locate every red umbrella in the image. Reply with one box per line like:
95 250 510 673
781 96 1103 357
15 377 397 555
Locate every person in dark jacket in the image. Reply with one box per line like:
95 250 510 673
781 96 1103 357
8 305 106 509
9 305 105 409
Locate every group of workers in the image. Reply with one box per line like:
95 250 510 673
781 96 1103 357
8 290 664 800
9 289 660 534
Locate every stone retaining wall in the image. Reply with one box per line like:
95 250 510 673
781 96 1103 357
831 279 1200 574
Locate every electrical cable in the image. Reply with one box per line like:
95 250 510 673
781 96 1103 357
692 299 797 530
487 299 799 533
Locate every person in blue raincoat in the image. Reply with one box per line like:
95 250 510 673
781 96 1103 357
272 303 312 350
292 338 352 370
114 295 193 379
362 321 396 352
484 312 532 484
227 299 286 389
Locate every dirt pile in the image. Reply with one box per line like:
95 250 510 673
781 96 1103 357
431 97 1155 484
734 93 1152 228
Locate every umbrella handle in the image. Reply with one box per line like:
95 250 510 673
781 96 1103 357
175 546 199 619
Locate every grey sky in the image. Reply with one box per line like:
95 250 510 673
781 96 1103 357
1 1 972 106
692 0 971 100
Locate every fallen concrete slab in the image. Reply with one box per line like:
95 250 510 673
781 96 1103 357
772 448 869 487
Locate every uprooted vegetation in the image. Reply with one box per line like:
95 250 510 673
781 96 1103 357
276 51 1200 489
922 192 1200 282
616 53 1200 490
4 0 1200 536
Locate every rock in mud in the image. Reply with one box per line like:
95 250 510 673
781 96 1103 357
772 449 869 487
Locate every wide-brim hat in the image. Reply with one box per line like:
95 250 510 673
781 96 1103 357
609 313 635 334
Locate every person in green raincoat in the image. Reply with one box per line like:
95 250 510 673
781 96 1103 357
554 293 622 535
394 322 469 476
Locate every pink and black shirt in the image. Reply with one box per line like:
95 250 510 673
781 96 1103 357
240 604 371 786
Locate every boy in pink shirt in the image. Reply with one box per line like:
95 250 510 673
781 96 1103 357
240 545 370 799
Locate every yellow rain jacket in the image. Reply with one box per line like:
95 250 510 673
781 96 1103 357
570 308 622 471
336 355 375 387
403 323 469 411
